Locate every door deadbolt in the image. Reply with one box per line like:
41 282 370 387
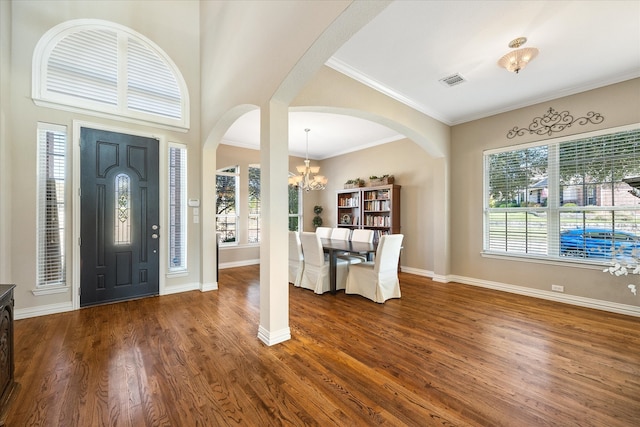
152 233 159 239
152 224 159 230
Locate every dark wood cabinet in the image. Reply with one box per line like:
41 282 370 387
0 285 15 425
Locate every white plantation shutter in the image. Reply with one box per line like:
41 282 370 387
127 38 182 119
558 129 640 208
37 123 67 287
34 20 188 129
46 29 118 105
485 125 640 263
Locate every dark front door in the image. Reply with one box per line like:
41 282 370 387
80 128 160 307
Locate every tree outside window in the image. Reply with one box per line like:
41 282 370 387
216 166 239 244
289 176 302 231
248 165 261 243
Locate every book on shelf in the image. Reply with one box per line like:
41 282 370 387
365 189 390 200
339 195 359 207
364 200 390 211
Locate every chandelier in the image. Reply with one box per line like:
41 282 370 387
288 128 327 191
497 37 539 74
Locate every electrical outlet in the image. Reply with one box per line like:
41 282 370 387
551 284 564 292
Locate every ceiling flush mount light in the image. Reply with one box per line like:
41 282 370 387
288 128 327 192
497 37 539 74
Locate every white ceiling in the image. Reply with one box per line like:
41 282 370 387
223 0 640 160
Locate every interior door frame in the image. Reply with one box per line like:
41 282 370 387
72 120 167 310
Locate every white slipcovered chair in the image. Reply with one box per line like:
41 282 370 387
299 232 348 294
315 227 332 239
345 234 404 303
351 229 374 243
288 231 304 287
330 227 351 240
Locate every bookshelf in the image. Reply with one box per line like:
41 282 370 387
336 184 400 242
336 189 361 229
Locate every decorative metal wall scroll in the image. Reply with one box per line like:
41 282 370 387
506 107 604 139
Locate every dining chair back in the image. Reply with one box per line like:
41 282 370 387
288 231 304 287
345 234 404 303
351 229 374 243
315 227 332 239
299 232 348 294
330 227 351 241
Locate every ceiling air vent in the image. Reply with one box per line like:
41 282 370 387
439 73 466 87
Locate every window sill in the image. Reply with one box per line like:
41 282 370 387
32 285 70 296
166 270 189 278
220 243 260 250
481 251 607 271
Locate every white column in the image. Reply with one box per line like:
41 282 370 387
257 100 291 345
200 142 218 292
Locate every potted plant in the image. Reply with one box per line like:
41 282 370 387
369 174 394 186
312 205 323 228
344 178 365 189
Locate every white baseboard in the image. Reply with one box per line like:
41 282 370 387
219 259 260 269
257 325 291 346
162 282 201 295
201 282 218 292
399 266 433 277
15 301 74 320
448 274 640 318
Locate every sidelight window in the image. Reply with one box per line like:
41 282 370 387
36 123 67 287
169 144 187 271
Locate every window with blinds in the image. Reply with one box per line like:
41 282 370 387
248 165 261 244
484 125 640 264
216 166 239 246
288 178 302 232
37 123 67 287
169 145 187 271
33 20 189 130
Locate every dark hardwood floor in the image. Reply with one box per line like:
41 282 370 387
5 265 640 426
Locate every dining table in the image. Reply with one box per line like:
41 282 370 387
320 238 377 294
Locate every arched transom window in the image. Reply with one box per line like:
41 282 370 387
32 19 189 130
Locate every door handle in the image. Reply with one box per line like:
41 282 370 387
152 224 159 230
152 233 159 239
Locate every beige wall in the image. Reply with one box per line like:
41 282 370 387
217 138 438 273
316 139 436 272
5 1 202 313
451 79 640 308
0 0 12 283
